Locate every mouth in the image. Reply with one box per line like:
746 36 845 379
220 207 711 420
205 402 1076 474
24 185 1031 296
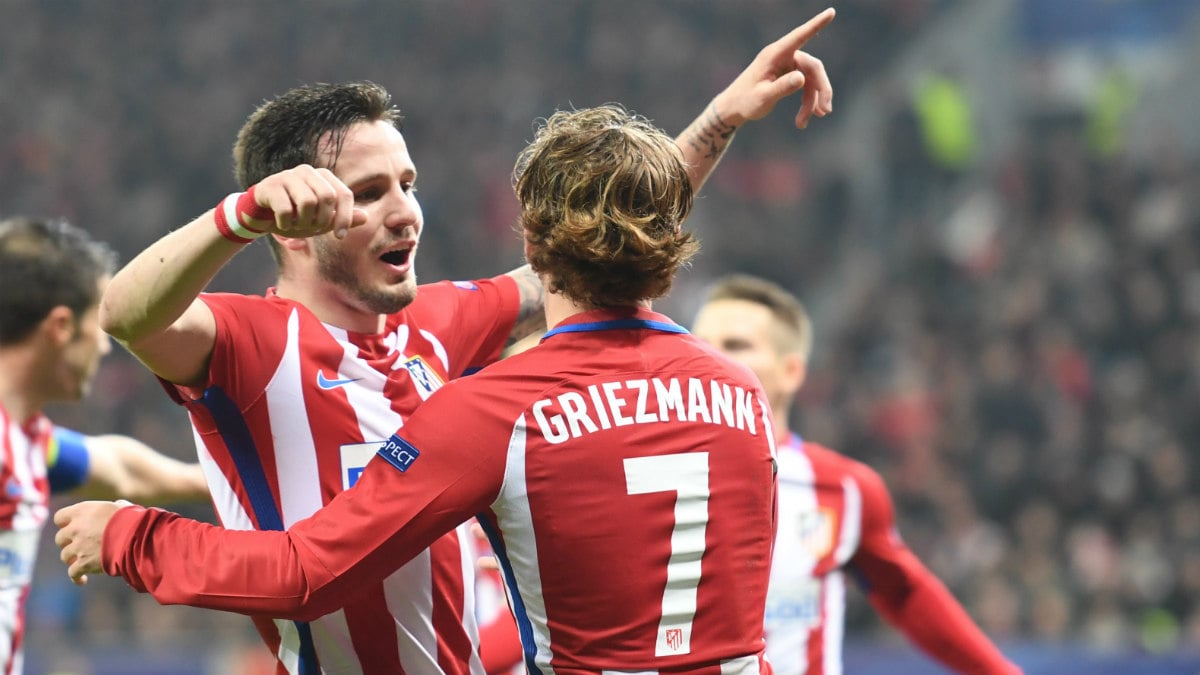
377 242 415 274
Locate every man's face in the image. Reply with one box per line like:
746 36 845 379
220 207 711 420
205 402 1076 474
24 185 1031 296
309 120 424 316
692 299 798 411
54 279 112 401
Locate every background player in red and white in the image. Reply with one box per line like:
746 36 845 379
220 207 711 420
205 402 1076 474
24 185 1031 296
691 274 1022 675
58 102 789 675
85 9 835 675
0 217 211 675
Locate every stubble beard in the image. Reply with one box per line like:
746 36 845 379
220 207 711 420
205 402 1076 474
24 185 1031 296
314 237 418 316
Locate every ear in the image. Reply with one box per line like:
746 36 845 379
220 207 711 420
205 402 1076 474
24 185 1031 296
42 306 77 347
781 353 808 396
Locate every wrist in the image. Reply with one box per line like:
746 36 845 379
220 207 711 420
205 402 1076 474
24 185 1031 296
213 186 274 244
709 94 745 129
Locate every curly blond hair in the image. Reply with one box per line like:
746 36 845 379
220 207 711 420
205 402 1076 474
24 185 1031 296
514 104 698 308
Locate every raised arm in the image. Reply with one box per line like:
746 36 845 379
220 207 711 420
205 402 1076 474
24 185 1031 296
850 466 1023 675
676 7 836 192
70 434 210 505
99 166 364 386
501 264 547 348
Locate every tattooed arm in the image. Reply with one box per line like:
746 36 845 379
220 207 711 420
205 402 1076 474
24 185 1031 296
676 8 836 192
503 264 546 348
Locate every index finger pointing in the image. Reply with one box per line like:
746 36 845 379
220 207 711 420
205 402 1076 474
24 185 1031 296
773 7 836 52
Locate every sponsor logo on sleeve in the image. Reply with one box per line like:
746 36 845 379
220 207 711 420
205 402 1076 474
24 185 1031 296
378 435 421 472
452 281 479 291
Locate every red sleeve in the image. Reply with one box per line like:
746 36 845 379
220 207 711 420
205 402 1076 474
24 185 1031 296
159 292 287 404
848 463 1022 675
409 276 520 376
102 382 507 620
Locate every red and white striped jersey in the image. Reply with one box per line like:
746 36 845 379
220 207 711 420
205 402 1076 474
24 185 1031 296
765 434 1019 675
107 308 780 675
0 405 90 675
166 276 519 675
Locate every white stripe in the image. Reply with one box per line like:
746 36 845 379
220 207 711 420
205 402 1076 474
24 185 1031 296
223 192 266 240
418 328 451 373
833 478 861 565
765 442 818 675
326 324 405 437
275 620 303 675
721 654 761 674
458 524 488 675
822 571 845 675
306 610 360 674
267 310 324 527
10 422 42 532
383 549 440 671
193 426 254 531
494 415 556 675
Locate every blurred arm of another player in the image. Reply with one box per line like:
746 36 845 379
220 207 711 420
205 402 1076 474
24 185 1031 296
99 167 366 388
50 428 209 506
676 7 836 192
849 462 1024 675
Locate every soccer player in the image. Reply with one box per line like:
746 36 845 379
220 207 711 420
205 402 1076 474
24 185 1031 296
78 10 836 674
58 102 783 675
0 217 211 675
690 274 1023 675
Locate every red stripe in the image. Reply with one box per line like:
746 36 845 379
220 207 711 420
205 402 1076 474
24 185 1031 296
343 586 406 674
0 411 18 528
430 529 474 675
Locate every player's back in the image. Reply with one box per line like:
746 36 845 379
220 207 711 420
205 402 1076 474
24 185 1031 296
474 310 777 675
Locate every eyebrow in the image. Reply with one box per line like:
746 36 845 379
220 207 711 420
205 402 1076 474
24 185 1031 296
356 169 418 184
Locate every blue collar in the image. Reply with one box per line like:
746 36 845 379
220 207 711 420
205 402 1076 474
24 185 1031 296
543 318 688 339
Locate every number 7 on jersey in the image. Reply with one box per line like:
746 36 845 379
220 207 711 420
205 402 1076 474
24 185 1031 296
624 452 710 657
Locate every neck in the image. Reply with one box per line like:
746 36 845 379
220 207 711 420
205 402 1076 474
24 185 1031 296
275 276 388 334
0 345 46 424
543 290 651 329
771 400 793 447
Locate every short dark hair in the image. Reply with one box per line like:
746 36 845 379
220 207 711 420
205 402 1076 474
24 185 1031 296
231 81 403 264
0 217 117 345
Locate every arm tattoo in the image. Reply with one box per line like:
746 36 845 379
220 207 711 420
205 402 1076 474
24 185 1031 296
684 104 738 160
504 265 546 347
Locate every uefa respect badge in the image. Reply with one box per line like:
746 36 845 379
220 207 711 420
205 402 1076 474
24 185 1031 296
378 434 421 472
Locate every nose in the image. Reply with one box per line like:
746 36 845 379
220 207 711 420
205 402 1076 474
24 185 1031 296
384 187 422 233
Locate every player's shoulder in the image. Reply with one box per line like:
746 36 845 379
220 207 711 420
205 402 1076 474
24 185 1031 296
200 290 293 319
801 441 887 491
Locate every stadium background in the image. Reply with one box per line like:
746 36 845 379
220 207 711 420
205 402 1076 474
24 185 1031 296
2 0 1199 673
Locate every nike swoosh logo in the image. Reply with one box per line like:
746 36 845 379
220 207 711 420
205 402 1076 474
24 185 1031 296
317 370 361 390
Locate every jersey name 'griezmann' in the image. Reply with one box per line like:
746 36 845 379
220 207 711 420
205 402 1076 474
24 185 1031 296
532 376 759 443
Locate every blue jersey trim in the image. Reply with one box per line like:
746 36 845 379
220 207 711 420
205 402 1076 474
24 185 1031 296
48 427 90 493
198 386 319 675
542 318 687 339
476 514 542 675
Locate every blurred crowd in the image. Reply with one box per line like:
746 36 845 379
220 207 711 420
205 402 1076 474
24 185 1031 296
2 0 1197 669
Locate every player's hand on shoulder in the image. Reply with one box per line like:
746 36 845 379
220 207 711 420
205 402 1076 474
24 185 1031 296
53 499 134 586
714 7 835 130
252 166 368 240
